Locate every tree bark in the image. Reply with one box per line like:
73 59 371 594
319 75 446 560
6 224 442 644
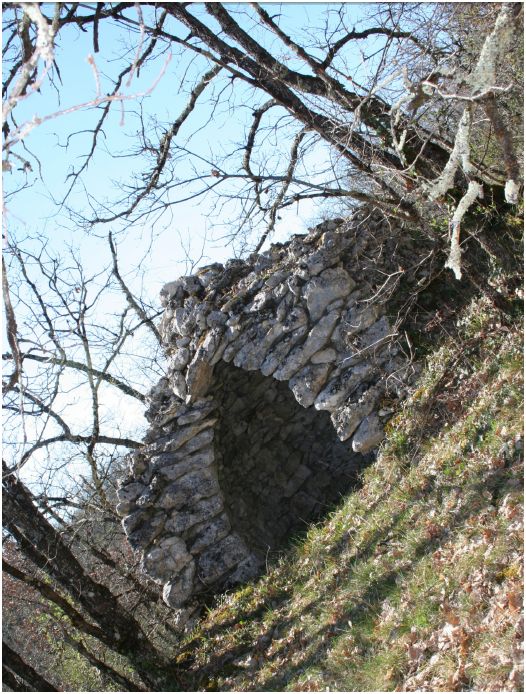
2 642 58 692
2 463 179 689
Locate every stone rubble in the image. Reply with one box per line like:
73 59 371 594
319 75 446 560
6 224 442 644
118 207 424 614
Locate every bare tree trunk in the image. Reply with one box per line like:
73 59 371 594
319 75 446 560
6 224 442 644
2 642 58 692
2 463 179 690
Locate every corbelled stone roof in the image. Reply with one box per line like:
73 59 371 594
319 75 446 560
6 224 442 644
117 207 421 614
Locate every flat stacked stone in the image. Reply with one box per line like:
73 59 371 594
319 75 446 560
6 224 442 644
117 207 420 612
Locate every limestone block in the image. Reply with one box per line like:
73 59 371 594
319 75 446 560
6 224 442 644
264 270 290 289
352 413 384 453
127 452 147 476
233 321 282 371
144 418 216 457
283 464 311 497
163 561 196 608
142 536 192 584
282 306 308 333
116 500 135 516
179 275 203 296
160 280 185 307
225 555 261 586
122 508 148 536
339 304 381 340
173 305 196 337
156 447 214 482
169 370 187 400
314 362 376 411
222 323 256 363
172 347 190 370
311 348 338 365
260 325 308 376
187 513 231 554
158 467 220 510
127 513 165 551
177 399 216 426
198 533 251 585
206 310 228 328
289 364 332 408
117 482 145 504
185 360 213 402
150 428 214 469
303 268 354 321
355 316 392 352
165 495 224 535
275 293 294 322
196 263 224 287
330 386 381 441
274 311 340 381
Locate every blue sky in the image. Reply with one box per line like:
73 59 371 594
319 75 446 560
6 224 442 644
5 3 372 298
3 2 379 490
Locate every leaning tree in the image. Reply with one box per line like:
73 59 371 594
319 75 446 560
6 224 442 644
2 2 523 690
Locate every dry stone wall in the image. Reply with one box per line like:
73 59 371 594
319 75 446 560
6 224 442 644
117 207 421 611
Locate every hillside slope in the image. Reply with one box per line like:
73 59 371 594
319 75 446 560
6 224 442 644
174 292 523 692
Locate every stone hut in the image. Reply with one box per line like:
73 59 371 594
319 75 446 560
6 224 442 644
117 207 419 610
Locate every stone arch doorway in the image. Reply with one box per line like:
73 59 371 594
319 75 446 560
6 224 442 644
118 210 417 610
211 361 372 562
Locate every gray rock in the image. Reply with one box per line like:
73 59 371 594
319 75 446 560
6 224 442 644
311 348 337 364
187 513 231 554
160 280 184 307
283 464 311 497
303 268 354 321
165 495 224 535
144 418 216 456
162 561 196 608
206 310 228 328
198 533 251 585
340 304 381 339
232 321 279 371
142 536 192 583
127 452 147 476
289 364 331 408
185 359 213 402
282 307 308 333
169 371 187 400
314 362 376 411
173 305 196 337
265 270 290 289
127 513 165 551
172 347 191 370
179 275 203 296
225 554 262 585
274 311 340 381
196 263 224 287
122 509 148 537
177 400 216 426
116 500 135 516
352 413 384 453
260 325 308 376
355 316 392 352
275 293 294 322
117 482 145 504
330 386 381 441
156 447 214 481
158 467 220 510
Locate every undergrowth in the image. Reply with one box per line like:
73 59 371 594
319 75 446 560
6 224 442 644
174 292 523 692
